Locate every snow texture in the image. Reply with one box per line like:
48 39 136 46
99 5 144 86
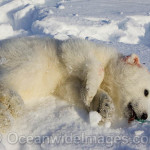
89 111 102 127
0 0 150 149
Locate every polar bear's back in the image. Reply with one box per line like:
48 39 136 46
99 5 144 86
0 37 64 104
0 37 60 69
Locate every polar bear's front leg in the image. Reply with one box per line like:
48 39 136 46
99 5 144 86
90 89 115 121
81 60 104 107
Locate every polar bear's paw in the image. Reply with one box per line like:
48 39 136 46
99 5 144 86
99 95 114 120
90 89 115 121
0 86 24 117
0 104 13 133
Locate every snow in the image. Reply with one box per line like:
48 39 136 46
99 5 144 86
104 121 111 129
89 111 102 127
57 4 65 10
0 0 150 149
135 130 144 136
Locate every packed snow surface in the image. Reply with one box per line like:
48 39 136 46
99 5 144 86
0 0 150 149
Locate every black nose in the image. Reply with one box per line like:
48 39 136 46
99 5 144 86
141 113 148 120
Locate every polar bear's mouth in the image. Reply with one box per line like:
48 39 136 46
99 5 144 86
128 103 138 122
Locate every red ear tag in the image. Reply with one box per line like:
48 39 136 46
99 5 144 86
122 54 142 67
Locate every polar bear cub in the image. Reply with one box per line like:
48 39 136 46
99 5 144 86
0 37 150 131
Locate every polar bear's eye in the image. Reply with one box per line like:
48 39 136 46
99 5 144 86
144 89 149 97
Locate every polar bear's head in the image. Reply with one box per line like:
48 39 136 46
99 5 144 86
117 54 150 122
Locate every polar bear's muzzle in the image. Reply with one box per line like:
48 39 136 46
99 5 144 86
127 103 138 122
127 102 148 122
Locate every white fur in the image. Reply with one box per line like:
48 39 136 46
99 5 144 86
0 37 150 125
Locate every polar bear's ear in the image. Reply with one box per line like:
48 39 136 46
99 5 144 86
123 54 141 66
